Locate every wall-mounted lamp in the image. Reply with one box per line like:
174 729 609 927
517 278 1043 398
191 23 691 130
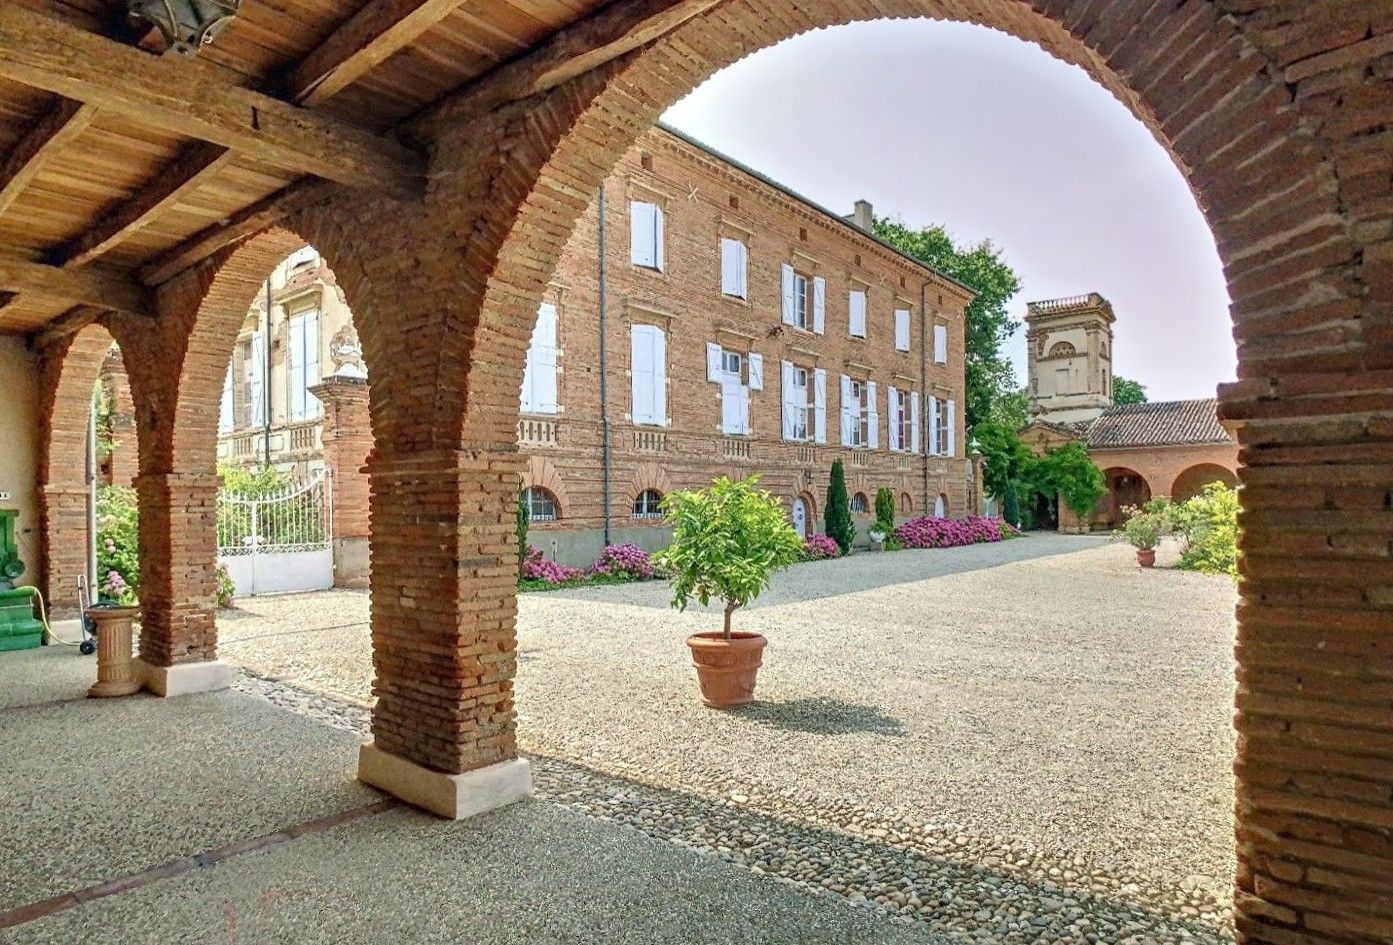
128 0 240 56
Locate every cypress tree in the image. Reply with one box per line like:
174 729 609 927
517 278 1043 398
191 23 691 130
1002 479 1021 529
825 460 855 554
516 491 530 571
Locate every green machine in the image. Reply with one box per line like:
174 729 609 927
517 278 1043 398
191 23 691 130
0 509 44 651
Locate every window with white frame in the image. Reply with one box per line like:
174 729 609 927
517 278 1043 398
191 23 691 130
933 324 949 364
848 288 867 338
720 237 748 299
782 263 825 334
707 342 761 435
286 245 318 271
894 308 911 352
218 365 234 433
243 333 264 429
781 363 809 442
630 200 665 271
888 387 914 452
927 396 955 457
840 376 876 449
633 489 664 519
629 324 666 426
521 302 559 414
287 308 321 422
523 487 559 522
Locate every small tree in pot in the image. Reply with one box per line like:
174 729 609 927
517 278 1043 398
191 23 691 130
654 476 803 708
1116 497 1172 568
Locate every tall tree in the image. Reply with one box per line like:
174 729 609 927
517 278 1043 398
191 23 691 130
1112 376 1148 405
872 218 1023 430
824 459 855 555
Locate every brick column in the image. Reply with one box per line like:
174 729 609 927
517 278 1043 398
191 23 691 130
310 376 370 589
38 484 89 616
101 348 138 488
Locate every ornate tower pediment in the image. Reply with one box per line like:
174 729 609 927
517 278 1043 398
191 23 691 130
1024 293 1115 425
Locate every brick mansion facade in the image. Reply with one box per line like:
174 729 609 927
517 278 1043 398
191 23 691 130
105 124 976 569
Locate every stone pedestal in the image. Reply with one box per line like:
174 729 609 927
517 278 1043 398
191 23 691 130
86 604 141 698
357 742 532 820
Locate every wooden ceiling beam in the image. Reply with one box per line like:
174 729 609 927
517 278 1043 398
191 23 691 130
0 5 425 199
51 142 236 268
291 0 469 107
0 98 97 218
405 0 723 140
0 255 150 317
138 178 340 287
32 304 105 350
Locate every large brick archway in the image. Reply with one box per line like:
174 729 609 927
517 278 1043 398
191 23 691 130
421 5 1387 944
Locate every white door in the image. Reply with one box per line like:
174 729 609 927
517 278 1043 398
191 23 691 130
792 497 808 538
934 495 946 519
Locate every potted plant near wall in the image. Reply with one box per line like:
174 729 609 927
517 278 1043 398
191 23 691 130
654 476 803 708
1117 498 1170 567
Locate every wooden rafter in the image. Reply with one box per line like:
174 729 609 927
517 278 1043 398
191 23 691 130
291 0 469 107
32 304 105 349
0 255 150 317
0 98 96 218
52 142 235 268
138 178 341 287
0 5 425 198
405 0 724 139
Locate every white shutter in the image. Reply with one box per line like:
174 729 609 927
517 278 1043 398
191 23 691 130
928 396 940 455
720 239 738 296
780 360 795 440
947 399 957 458
631 327 653 424
721 380 741 434
654 204 665 271
887 386 900 451
867 381 879 450
813 276 826 335
739 384 751 435
839 374 853 446
652 328 667 424
895 309 910 352
781 263 795 326
630 202 657 267
737 241 748 298
748 353 764 391
524 302 558 413
219 365 234 432
910 391 921 454
246 331 264 428
934 324 948 364
813 369 827 444
706 342 723 383
289 320 305 420
849 290 867 338
304 310 320 417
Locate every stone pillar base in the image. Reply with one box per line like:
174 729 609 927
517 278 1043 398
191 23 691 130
137 659 235 697
357 742 533 820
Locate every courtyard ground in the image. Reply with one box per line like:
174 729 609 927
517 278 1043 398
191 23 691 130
219 534 1240 945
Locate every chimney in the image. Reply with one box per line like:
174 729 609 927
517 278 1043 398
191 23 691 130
851 199 873 231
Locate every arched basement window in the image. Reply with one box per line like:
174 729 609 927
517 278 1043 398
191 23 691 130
851 492 869 513
633 489 664 519
523 487 559 522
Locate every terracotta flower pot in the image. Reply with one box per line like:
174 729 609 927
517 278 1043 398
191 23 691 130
1136 548 1157 568
686 631 766 708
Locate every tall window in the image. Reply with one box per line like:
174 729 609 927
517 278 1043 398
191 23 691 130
849 289 867 338
630 324 666 426
706 343 761 435
720 237 747 299
287 309 321 422
782 264 824 333
523 487 559 522
894 308 911 352
630 200 664 271
785 365 809 441
937 400 951 455
841 377 871 449
243 332 264 429
934 324 948 364
633 489 664 519
894 388 912 451
521 302 559 414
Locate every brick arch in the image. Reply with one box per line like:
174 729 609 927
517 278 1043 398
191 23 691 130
436 4 1386 940
627 461 673 503
1171 462 1239 503
34 323 121 612
522 455 570 520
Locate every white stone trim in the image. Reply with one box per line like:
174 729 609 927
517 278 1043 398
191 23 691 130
357 742 533 820
137 659 235 697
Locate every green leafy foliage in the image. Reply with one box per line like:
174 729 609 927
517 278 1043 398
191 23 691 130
516 491 530 573
873 487 896 534
1034 442 1108 519
1173 483 1239 577
1115 496 1172 551
871 218 1023 429
653 476 803 639
824 460 855 555
988 388 1030 431
1112 376 1148 405
215 563 236 608
96 485 139 604
219 465 296 498
977 424 1106 527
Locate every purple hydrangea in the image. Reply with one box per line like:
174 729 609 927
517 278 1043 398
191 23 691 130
802 533 841 560
893 515 1013 550
588 542 653 580
521 546 584 585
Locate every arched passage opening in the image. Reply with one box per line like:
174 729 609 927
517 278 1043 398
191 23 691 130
1172 463 1238 504
1100 466 1153 530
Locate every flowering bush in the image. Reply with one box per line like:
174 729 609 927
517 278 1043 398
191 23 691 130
96 485 139 604
801 533 841 560
590 542 654 580
894 515 1011 550
1173 483 1238 577
215 563 236 609
521 546 584 585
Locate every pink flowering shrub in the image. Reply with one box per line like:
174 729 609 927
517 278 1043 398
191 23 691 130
521 546 584 585
801 533 841 560
590 542 654 580
894 515 1012 550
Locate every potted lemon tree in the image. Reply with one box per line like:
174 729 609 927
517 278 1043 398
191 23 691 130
1117 497 1171 567
655 476 803 708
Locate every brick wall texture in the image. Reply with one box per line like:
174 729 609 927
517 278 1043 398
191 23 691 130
31 4 1393 942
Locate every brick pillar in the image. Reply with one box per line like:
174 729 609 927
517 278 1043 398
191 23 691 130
310 376 371 589
39 484 89 616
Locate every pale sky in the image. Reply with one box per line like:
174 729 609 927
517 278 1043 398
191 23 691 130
662 19 1236 403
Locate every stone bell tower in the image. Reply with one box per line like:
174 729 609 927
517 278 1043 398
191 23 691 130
1024 293 1116 424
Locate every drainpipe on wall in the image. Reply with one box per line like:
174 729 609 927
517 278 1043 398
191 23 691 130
920 282 930 515
263 278 272 468
597 184 612 547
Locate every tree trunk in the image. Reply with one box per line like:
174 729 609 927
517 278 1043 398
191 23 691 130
723 601 736 641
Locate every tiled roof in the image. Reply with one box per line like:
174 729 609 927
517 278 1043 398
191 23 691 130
1083 399 1232 449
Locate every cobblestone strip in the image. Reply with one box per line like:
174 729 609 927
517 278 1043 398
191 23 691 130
236 671 1235 945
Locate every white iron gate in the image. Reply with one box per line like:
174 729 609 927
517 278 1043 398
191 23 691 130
217 470 333 597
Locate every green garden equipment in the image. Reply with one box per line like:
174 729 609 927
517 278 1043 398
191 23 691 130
0 509 43 651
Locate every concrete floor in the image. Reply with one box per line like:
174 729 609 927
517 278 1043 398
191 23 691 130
0 648 943 945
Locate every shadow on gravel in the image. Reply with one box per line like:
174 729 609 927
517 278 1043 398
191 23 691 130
734 697 906 737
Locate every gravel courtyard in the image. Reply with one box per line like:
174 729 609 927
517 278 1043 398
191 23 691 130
221 535 1239 944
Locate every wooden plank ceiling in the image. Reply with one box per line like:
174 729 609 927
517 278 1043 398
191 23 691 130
0 0 643 336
